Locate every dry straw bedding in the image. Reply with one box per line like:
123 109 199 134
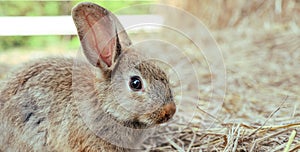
141 30 300 151
144 1 300 151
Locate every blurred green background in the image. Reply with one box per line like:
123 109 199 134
0 0 156 51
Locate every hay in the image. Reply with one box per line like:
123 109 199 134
138 30 300 151
140 1 300 151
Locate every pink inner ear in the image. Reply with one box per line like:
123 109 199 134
99 38 115 67
83 11 116 67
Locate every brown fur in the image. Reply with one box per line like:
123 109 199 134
0 2 176 151
0 58 128 151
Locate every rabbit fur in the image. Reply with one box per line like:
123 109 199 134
0 2 176 152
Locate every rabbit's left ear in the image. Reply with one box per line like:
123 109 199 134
72 2 132 69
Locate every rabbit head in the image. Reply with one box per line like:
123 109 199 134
72 2 176 129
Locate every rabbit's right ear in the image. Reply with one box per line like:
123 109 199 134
72 2 132 70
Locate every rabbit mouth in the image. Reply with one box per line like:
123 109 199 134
123 119 149 129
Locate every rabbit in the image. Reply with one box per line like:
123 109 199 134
0 2 176 152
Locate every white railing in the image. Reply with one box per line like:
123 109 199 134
0 15 163 36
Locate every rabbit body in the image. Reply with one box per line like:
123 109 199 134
0 2 176 152
0 58 124 151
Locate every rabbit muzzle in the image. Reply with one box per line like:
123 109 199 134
154 102 176 124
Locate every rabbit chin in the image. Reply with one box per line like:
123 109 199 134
117 113 165 129
122 118 160 129
104 112 150 129
126 111 174 129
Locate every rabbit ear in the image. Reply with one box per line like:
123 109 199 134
72 2 132 69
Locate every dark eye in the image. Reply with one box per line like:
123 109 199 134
129 76 143 91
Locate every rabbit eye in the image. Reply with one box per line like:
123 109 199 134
129 76 143 91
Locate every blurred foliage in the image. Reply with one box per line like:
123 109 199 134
0 0 155 51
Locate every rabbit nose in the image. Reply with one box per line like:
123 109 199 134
156 102 176 124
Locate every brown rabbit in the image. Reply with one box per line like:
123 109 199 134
0 2 176 152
